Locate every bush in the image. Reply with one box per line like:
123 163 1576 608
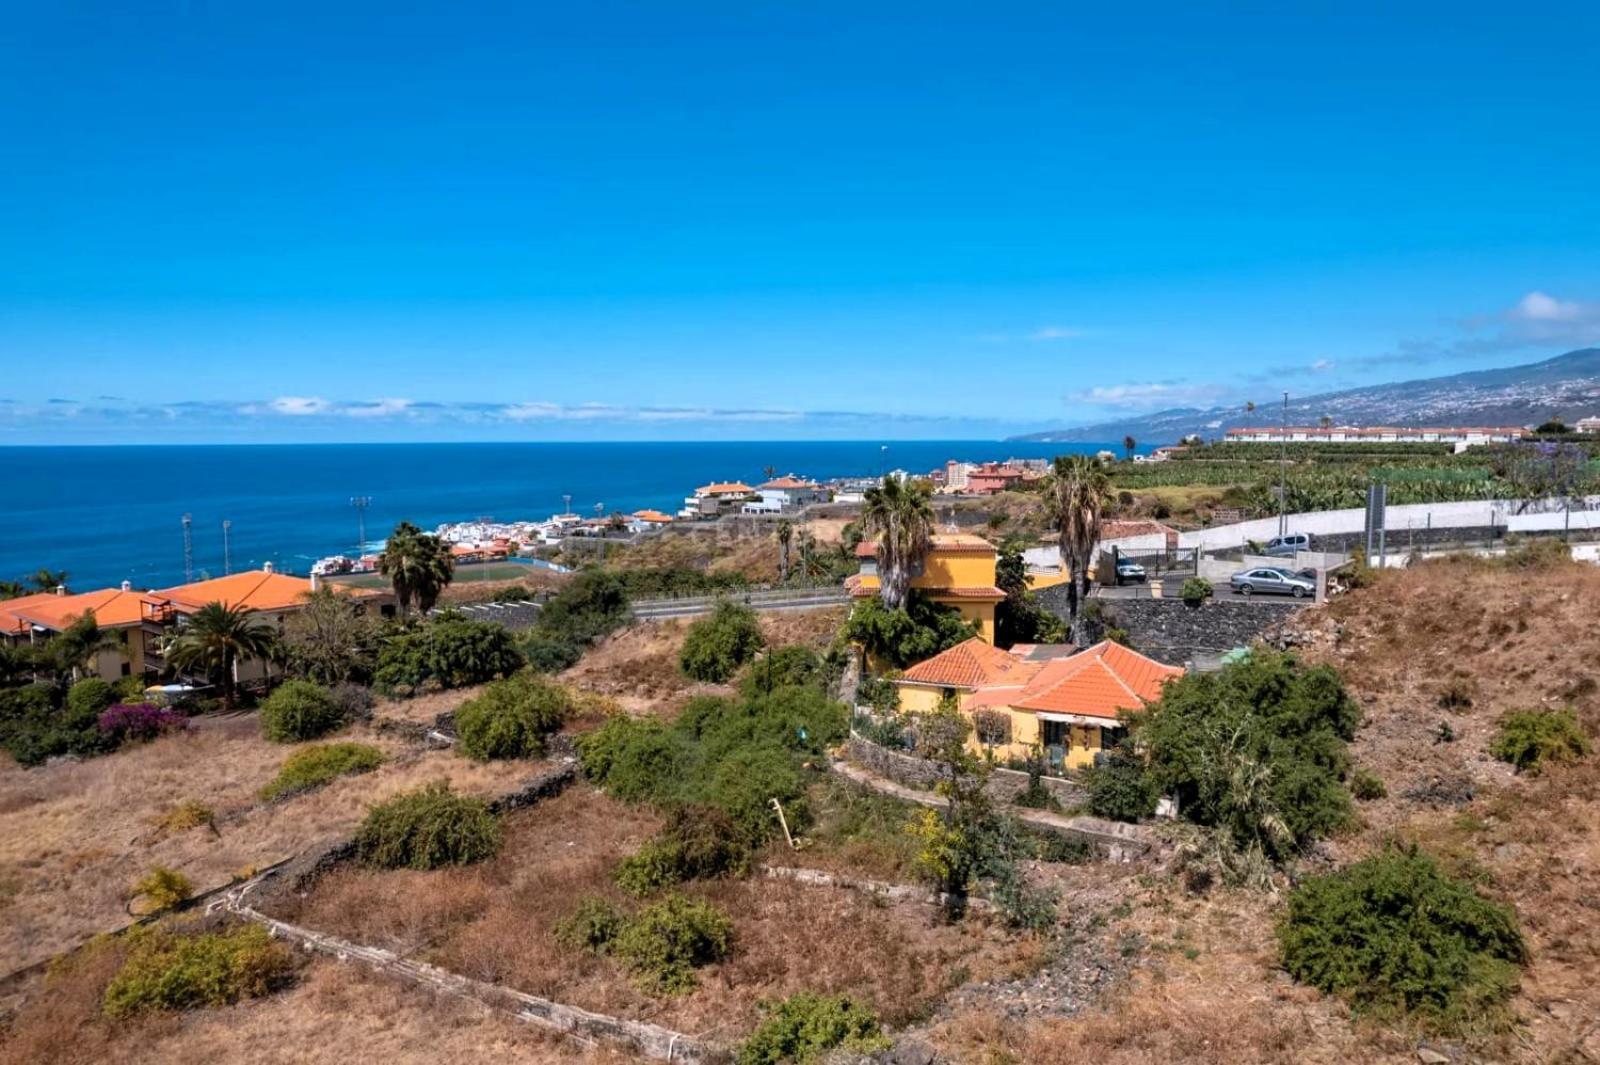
1180 577 1213 606
67 677 118 720
1278 846 1526 1029
518 634 584 674
0 684 116 765
680 601 765 682
1350 768 1387 800
132 866 193 912
535 569 630 646
158 800 216 834
329 682 374 720
611 894 734 993
102 925 295 1018
841 592 977 670
260 742 385 801
1490 708 1591 774
98 703 187 744
374 615 525 696
259 680 343 743
455 673 571 760
738 993 889 1065
739 645 825 698
354 782 501 870
1134 651 1359 859
554 897 624 952
1084 741 1159 822
616 804 751 895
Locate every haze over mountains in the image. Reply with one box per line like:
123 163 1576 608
1016 349 1600 445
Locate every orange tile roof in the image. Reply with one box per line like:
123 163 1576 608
758 476 818 490
10 587 158 631
855 533 996 559
0 592 66 636
900 637 1038 689
155 569 379 613
697 481 753 495
631 509 675 522
987 641 1183 721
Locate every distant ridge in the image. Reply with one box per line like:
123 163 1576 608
1013 348 1600 445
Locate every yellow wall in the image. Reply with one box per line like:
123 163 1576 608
964 705 1111 770
896 684 954 715
936 598 996 643
916 550 996 590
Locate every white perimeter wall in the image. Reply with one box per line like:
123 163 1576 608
1178 496 1600 551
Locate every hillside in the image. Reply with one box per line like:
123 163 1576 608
1017 348 1600 444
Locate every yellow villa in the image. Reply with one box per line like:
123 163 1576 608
845 533 1005 643
894 636 1183 771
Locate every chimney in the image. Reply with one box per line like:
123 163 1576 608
262 561 274 574
309 570 322 592
121 580 132 592
54 585 66 596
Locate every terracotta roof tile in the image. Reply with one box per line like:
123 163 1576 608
0 592 65 636
1004 641 1183 721
900 637 1037 689
155 570 381 613
10 588 156 631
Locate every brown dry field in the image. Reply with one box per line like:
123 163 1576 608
275 784 1040 1048
0 716 540 976
925 556 1600 1064
0 947 626 1065
557 606 844 714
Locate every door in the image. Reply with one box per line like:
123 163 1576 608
1041 719 1068 770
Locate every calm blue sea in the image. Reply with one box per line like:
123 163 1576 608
0 441 1111 590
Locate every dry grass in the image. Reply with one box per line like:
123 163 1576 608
0 946 618 1065
0 716 540 975
275 784 1035 1047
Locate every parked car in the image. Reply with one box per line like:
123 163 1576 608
1263 532 1313 557
1115 559 1147 584
1230 566 1315 598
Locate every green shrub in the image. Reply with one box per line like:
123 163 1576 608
374 615 524 696
518 634 584 673
259 680 343 743
0 683 115 765
680 601 765 682
1350 768 1387 800
1084 741 1159 823
739 645 825 698
1134 650 1359 859
577 716 692 802
67 677 118 720
1278 846 1526 1030
1490 708 1591 774
132 866 193 912
103 925 295 1018
841 592 977 670
554 896 624 952
738 993 889 1065
535 569 631 646
260 742 385 801
455 673 571 760
616 804 751 896
1179 577 1213 606
354 782 501 870
611 894 734 993
158 800 216 834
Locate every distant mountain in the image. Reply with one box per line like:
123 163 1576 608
1013 348 1600 445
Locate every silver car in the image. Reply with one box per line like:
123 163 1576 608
1231 566 1314 598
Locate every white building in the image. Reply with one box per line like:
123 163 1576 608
1576 416 1600 435
742 475 828 514
1225 425 1528 445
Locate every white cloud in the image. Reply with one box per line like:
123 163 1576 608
1067 381 1226 409
1511 291 1588 323
343 398 414 418
269 396 331 416
1310 358 1335 372
977 325 1087 343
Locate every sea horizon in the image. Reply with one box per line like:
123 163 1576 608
0 439 1117 591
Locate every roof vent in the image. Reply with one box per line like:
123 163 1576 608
262 561 274 574
121 580 132 592
54 585 67 596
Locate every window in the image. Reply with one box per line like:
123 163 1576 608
1041 719 1068 749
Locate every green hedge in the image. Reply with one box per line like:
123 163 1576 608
259 680 343 743
354 782 501 869
455 673 570 760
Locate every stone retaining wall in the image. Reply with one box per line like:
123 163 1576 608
1054 594 1299 666
846 735 1086 806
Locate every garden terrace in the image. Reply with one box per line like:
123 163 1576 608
266 784 1040 1049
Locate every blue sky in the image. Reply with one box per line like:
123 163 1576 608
3 2 1599 443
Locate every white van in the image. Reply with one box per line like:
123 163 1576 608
1264 533 1312 558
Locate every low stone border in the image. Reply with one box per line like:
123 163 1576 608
846 735 1087 807
219 881 724 1063
758 864 995 914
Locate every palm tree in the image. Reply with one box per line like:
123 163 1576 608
163 602 277 709
27 568 68 593
0 580 25 600
776 519 795 582
1318 415 1333 429
1044 454 1110 637
860 475 934 611
378 521 455 619
1123 435 1137 461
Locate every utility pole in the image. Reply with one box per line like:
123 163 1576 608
222 520 232 575
1279 391 1289 536
181 513 194 583
350 496 371 555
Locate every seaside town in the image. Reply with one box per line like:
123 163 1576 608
8 6 1600 1065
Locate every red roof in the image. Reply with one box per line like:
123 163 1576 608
901 637 1037 689
8 587 160 631
758 476 818 490
0 592 66 636
970 641 1182 721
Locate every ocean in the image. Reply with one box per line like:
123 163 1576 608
0 440 1112 591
